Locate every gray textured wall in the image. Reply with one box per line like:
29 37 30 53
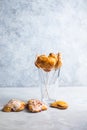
0 0 87 87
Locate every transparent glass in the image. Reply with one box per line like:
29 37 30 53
38 68 60 104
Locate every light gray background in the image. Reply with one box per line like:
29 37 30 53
0 0 87 87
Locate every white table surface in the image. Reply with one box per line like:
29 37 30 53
0 87 87 130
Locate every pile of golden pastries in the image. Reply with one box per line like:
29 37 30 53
35 52 63 72
2 99 68 113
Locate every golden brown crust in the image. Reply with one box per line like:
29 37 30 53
55 53 63 69
35 55 55 72
35 52 63 72
2 99 26 112
50 101 68 109
2 105 12 112
27 99 48 113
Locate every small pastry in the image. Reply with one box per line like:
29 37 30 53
55 53 63 69
2 99 26 112
50 100 68 109
27 99 48 113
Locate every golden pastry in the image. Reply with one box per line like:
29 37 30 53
50 100 68 109
55 53 63 69
35 52 62 72
2 99 26 112
27 99 48 113
35 54 55 72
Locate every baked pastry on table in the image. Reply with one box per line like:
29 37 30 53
2 99 26 112
27 99 48 113
50 100 68 110
35 52 63 72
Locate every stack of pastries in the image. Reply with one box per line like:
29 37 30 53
35 52 63 72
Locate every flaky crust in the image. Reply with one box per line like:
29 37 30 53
27 99 48 113
2 99 26 112
35 52 63 72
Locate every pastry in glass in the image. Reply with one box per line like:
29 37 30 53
35 53 63 104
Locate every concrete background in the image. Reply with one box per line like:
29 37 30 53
0 0 87 87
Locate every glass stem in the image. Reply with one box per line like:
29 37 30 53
44 72 50 99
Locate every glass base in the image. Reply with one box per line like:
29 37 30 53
41 98 56 105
